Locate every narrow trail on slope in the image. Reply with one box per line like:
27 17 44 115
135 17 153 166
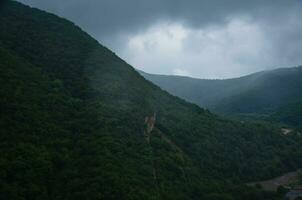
144 113 189 197
155 128 184 154
144 125 162 199
154 128 188 182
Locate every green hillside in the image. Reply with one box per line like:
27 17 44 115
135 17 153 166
0 1 301 199
271 100 302 130
140 67 302 115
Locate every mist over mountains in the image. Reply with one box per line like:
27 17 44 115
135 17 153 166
0 1 301 200
17 0 302 79
140 66 302 114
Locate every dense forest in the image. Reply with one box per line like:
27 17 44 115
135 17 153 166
0 1 301 199
271 100 302 131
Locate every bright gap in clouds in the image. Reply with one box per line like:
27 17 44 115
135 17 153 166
118 18 275 79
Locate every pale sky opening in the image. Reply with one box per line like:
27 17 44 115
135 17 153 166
118 19 272 79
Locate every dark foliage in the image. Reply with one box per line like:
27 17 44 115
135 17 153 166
140 66 302 115
270 100 302 130
0 1 301 199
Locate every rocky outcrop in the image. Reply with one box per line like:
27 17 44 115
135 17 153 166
145 112 156 134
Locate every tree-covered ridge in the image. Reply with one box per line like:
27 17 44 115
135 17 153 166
140 66 302 115
271 100 302 130
0 1 301 199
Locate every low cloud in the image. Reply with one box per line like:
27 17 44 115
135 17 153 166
119 18 299 79
172 68 192 77
18 0 302 78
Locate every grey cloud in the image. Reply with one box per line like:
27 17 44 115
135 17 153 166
17 0 302 78
17 0 301 39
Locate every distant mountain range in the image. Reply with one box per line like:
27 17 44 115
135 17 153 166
1 1 301 199
140 67 302 123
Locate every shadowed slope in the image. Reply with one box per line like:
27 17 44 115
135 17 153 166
0 1 302 199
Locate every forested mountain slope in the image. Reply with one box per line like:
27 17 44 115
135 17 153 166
0 1 301 199
140 66 302 115
271 100 302 130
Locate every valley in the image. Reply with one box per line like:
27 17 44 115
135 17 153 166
139 67 302 114
248 169 302 191
0 1 301 200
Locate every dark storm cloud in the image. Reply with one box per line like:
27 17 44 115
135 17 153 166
17 0 302 78
16 0 299 38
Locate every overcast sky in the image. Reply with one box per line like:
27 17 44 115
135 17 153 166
18 0 302 79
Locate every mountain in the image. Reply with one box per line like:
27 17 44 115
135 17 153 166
0 1 302 200
271 100 302 130
140 67 302 115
